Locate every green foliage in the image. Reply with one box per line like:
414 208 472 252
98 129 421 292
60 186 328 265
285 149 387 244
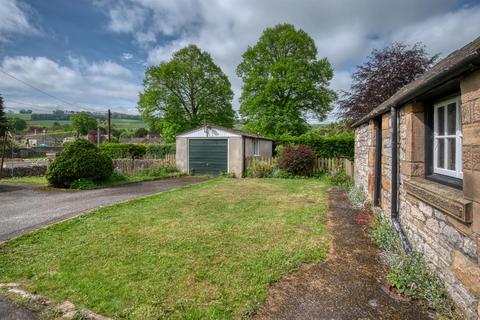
71 112 98 135
327 171 352 188
70 178 98 190
277 144 316 176
8 117 27 131
138 44 235 142
0 95 7 136
143 163 178 177
246 159 277 178
46 139 114 188
133 127 148 137
236 24 336 137
307 121 353 136
367 211 455 316
101 143 146 159
145 143 176 159
276 133 354 159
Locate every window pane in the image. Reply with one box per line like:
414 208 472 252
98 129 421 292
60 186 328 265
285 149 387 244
447 103 456 135
437 139 445 168
437 106 445 135
447 138 456 170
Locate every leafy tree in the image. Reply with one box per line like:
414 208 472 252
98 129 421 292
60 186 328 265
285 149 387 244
8 117 27 131
133 127 148 138
237 24 336 137
71 112 98 135
138 44 235 142
0 96 7 136
338 42 438 124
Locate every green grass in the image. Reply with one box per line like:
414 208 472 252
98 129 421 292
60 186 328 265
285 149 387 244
0 176 48 185
0 178 329 319
0 172 181 189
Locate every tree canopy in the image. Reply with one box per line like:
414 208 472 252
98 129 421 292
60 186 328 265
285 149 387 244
338 42 438 124
138 44 235 142
71 112 98 135
8 117 27 131
236 24 336 137
0 96 8 136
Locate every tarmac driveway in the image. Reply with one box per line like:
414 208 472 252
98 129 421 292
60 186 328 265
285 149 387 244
0 176 207 243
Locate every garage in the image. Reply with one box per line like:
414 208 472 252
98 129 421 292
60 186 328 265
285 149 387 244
176 125 273 177
188 139 228 175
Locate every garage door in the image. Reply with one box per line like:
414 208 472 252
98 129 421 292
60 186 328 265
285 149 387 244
189 139 228 175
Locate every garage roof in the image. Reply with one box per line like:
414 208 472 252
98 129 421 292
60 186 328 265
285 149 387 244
177 124 273 140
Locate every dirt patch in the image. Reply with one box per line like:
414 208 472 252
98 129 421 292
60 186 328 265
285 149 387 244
254 188 432 320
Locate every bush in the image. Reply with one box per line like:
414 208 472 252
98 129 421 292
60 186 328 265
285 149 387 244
145 143 176 159
327 171 352 187
101 143 146 159
246 159 277 178
277 144 316 176
46 139 114 188
144 163 178 177
276 133 354 159
367 210 455 316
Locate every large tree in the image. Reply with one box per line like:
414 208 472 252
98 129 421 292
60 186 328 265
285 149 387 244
237 24 336 137
338 42 438 124
71 112 98 136
138 45 235 142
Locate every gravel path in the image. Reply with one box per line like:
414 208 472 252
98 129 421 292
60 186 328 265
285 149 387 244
0 177 207 243
254 188 431 320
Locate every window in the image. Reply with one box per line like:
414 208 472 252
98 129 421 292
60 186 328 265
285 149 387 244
253 139 260 156
433 97 463 179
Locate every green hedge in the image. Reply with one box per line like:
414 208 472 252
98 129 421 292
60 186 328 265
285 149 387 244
100 143 146 159
276 133 354 159
145 143 176 159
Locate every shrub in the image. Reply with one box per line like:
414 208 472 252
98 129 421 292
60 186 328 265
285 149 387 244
47 139 114 188
277 144 316 176
327 171 352 187
246 159 277 178
276 133 354 159
101 143 146 159
145 143 176 159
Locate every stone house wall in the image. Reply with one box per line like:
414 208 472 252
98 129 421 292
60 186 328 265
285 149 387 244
354 69 480 319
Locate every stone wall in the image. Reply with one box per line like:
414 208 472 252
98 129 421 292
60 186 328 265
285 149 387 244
354 122 374 200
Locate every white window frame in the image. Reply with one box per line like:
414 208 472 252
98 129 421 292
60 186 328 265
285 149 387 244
433 96 463 179
253 139 260 156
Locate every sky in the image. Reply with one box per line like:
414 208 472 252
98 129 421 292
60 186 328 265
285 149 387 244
0 0 479 118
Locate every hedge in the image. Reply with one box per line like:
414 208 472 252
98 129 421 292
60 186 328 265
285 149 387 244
100 143 146 159
145 143 176 159
276 133 354 159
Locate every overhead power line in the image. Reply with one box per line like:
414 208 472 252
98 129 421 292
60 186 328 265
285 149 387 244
0 68 92 112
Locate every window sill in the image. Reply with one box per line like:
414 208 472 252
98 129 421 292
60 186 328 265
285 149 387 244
404 177 472 223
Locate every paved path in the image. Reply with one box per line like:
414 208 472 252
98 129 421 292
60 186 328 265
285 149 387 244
0 177 206 243
254 188 431 320
0 299 37 320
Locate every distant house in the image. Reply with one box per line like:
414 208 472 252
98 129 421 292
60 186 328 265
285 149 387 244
352 36 480 318
175 124 273 177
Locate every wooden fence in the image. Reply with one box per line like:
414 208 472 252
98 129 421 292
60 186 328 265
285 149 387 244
245 156 354 178
113 154 175 175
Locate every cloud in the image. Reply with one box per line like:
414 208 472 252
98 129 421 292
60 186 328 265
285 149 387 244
0 0 39 42
1 56 141 113
121 53 133 61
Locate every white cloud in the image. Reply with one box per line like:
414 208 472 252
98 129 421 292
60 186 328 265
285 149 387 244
121 53 133 61
1 56 141 113
0 0 40 42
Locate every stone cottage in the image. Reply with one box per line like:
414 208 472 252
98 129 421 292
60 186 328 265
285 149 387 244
353 36 480 318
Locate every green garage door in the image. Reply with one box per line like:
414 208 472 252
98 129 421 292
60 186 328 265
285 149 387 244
189 139 228 175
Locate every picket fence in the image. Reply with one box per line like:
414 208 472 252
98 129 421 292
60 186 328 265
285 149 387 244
245 156 354 178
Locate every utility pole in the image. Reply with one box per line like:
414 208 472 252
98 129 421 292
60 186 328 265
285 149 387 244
107 109 111 142
97 127 100 147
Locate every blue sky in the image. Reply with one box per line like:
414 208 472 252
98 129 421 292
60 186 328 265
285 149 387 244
1 0 480 117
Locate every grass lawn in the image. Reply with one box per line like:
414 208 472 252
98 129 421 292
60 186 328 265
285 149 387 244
0 178 329 319
0 172 183 189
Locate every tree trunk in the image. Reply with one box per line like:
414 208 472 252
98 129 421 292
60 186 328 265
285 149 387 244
0 131 7 178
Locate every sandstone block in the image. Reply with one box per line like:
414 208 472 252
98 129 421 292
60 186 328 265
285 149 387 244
452 250 480 297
